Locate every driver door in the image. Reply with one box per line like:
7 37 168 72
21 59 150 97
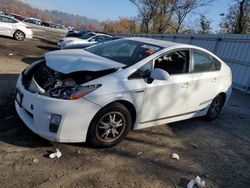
140 50 193 123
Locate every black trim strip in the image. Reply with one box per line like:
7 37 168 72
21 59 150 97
134 90 145 93
140 109 205 124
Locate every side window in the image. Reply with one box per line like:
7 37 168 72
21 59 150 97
213 57 221 70
1 17 17 23
90 36 98 41
128 61 153 79
193 50 217 72
97 36 106 42
154 50 189 75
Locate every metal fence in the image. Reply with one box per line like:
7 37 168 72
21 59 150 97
116 33 250 93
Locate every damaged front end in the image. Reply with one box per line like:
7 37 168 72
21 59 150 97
22 59 116 100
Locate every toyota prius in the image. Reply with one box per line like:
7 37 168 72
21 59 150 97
15 38 232 147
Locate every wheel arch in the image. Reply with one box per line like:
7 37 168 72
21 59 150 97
90 100 137 131
13 29 26 38
218 92 226 104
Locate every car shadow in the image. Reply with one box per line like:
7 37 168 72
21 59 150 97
0 35 15 40
33 36 57 45
0 73 51 148
37 45 59 51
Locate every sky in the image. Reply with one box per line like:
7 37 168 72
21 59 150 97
19 0 235 32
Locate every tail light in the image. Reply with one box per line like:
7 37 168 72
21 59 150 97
26 26 32 29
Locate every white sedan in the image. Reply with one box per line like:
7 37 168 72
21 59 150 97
0 15 33 40
15 38 232 147
57 32 113 49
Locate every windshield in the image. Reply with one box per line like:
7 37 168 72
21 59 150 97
79 33 95 39
85 39 163 66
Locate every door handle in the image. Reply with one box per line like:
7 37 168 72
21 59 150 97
211 78 217 82
181 82 191 88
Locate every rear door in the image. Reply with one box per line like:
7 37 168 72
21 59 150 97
186 49 221 112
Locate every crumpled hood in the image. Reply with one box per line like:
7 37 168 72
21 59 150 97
45 49 125 74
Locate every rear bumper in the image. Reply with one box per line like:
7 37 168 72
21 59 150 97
25 30 33 39
15 74 101 143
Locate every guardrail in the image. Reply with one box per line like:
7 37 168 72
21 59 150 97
116 34 250 93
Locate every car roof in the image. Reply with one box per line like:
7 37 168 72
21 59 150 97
125 37 220 59
126 37 187 48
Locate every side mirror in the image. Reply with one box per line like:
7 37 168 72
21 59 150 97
150 68 170 81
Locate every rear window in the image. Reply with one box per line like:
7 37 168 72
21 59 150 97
85 39 163 66
193 50 219 72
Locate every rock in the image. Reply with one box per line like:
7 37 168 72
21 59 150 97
33 158 39 163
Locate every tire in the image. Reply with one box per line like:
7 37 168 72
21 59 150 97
87 103 131 148
205 94 225 121
14 30 25 41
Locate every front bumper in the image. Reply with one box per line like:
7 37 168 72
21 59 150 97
15 74 101 143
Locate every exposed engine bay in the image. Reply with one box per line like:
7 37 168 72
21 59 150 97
22 60 117 99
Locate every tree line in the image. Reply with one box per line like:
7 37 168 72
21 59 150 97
0 0 100 29
103 0 250 34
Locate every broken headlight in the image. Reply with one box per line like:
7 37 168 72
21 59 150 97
50 84 101 100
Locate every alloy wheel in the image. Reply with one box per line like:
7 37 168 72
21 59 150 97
15 31 25 40
95 112 126 143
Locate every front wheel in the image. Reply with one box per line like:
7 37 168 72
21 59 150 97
87 103 131 148
205 94 225 121
14 30 25 41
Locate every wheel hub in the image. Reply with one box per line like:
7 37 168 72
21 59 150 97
95 112 126 143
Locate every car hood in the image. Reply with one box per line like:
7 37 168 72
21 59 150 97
45 49 125 74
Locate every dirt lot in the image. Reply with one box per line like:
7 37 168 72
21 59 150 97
0 28 250 188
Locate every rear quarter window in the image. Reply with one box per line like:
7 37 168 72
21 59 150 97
193 50 219 72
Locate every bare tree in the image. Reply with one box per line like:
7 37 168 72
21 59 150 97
152 0 176 33
220 0 250 34
172 0 215 33
130 0 159 33
198 15 212 34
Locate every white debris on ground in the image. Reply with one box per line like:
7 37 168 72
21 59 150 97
8 53 13 56
187 176 205 188
32 158 39 163
137 152 143 156
171 153 180 160
49 149 62 159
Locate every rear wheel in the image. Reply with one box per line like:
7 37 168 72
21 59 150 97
14 30 25 41
205 94 225 121
87 103 131 148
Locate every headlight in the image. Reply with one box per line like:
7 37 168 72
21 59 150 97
50 84 101 100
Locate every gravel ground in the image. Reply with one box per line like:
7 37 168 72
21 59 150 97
0 28 250 188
